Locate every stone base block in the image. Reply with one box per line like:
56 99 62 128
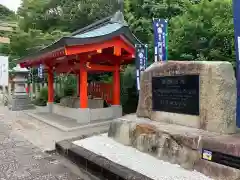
194 160 240 180
10 94 35 111
59 96 104 109
108 114 240 180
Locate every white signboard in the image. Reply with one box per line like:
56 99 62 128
0 56 9 87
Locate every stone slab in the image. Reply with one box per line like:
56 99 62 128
194 160 240 180
24 111 112 132
51 104 122 124
137 61 236 134
56 139 152 180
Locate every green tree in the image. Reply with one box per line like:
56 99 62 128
169 0 235 65
124 0 187 62
8 28 69 67
0 4 15 20
18 0 118 32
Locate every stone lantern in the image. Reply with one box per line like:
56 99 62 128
9 64 34 111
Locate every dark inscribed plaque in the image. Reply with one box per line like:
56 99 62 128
152 75 199 115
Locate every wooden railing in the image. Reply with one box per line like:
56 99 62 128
88 82 113 104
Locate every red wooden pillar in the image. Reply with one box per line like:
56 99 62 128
113 63 120 105
48 66 54 104
79 61 88 108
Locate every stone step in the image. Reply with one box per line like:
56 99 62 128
56 137 153 180
24 111 112 132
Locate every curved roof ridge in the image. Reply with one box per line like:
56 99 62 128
110 11 128 26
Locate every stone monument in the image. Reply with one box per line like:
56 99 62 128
108 61 239 180
137 61 236 134
9 64 35 111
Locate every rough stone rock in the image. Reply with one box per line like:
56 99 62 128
134 134 158 154
108 119 135 146
108 119 201 170
136 61 236 134
108 115 240 179
155 132 200 170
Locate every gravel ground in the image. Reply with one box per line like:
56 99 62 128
74 134 214 180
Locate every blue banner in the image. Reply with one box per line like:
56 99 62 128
153 19 168 62
135 44 148 91
38 64 43 79
233 0 240 127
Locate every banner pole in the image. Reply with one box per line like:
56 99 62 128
166 20 168 61
145 44 148 68
233 0 240 127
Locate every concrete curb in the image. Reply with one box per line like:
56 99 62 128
24 112 112 132
56 139 153 180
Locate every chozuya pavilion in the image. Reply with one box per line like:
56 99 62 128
18 11 141 122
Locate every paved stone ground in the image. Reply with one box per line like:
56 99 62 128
0 106 98 180
1 107 107 151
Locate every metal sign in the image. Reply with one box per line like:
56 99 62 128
152 75 200 115
233 0 240 127
135 44 147 91
38 64 43 79
153 19 168 62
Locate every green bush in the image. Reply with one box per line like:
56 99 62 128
33 87 63 106
33 87 48 106
39 87 48 101
60 75 77 97
121 65 138 114
54 93 62 103
63 86 75 97
33 97 47 106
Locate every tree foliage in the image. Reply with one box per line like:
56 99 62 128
169 0 235 65
0 4 15 20
18 0 118 32
9 29 69 58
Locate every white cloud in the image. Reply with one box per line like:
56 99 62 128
0 0 21 12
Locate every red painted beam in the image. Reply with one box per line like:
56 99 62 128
55 62 116 73
19 48 66 68
87 64 115 72
65 37 135 57
65 39 115 56
89 53 134 65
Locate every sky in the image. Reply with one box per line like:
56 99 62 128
0 0 21 12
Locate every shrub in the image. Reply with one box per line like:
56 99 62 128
63 86 75 97
33 87 48 106
33 97 47 106
54 94 62 103
33 87 63 106
39 87 48 102
120 65 138 114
